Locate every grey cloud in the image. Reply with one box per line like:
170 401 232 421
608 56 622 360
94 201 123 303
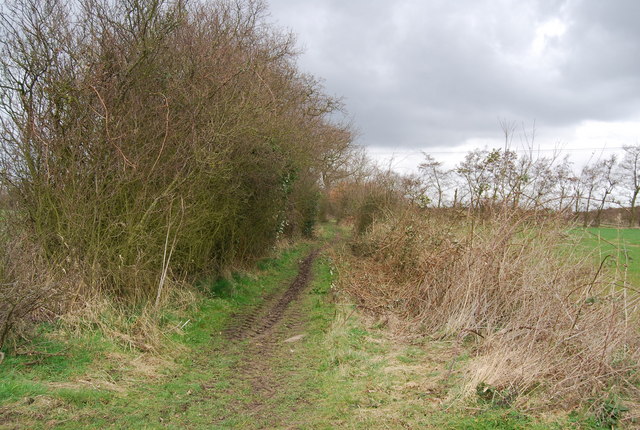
268 0 640 149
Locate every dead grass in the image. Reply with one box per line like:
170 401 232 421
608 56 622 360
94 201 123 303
58 283 197 354
341 208 640 409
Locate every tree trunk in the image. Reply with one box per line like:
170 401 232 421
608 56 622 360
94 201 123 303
594 192 610 227
583 189 593 228
630 190 639 227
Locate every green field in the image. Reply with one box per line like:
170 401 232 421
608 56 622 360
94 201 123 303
573 227 640 287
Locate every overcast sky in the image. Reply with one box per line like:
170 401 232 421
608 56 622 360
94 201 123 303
267 0 640 172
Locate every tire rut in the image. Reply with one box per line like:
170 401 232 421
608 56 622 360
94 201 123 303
214 248 321 426
225 248 320 342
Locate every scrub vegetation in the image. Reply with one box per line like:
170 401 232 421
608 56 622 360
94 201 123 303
1 0 640 428
342 207 640 411
0 0 352 347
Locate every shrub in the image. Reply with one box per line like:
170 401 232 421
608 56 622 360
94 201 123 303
342 208 640 408
0 0 350 296
0 232 68 349
0 0 353 341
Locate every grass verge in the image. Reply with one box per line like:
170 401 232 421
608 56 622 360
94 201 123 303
0 238 312 428
340 209 640 423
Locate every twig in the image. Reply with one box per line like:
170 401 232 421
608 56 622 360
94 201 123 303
90 85 136 169
461 328 485 339
155 197 185 308
570 255 610 331
149 93 170 175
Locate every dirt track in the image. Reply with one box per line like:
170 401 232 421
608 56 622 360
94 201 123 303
216 248 321 426
226 248 320 342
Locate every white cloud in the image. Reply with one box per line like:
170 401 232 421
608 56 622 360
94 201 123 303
531 18 567 56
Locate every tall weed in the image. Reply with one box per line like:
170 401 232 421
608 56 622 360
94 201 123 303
342 208 640 407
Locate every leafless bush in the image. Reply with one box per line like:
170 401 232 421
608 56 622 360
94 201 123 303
0 232 69 349
342 208 640 407
0 0 354 346
0 0 352 301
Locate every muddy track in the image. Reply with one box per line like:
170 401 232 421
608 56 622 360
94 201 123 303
225 248 320 341
212 248 321 427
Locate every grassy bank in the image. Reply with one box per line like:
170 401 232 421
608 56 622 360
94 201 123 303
340 209 640 426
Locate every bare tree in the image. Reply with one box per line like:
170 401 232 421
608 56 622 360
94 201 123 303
619 144 640 226
418 153 450 208
0 0 353 303
399 173 426 206
456 149 491 211
315 125 358 190
551 156 576 214
593 155 618 227
578 162 601 227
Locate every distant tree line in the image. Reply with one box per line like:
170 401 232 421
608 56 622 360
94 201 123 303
410 143 640 227
324 126 640 232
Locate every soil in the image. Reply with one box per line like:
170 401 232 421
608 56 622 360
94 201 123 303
215 248 321 426
225 249 320 341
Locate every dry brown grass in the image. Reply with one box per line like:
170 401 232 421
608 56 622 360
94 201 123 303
341 208 640 408
0 226 198 352
58 284 197 353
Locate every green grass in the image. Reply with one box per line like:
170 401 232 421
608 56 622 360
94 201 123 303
0 237 313 427
573 227 640 286
0 328 113 403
